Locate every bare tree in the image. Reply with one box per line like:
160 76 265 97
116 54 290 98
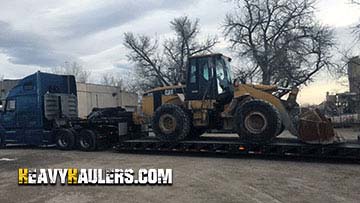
351 0 360 39
52 61 91 83
224 0 335 88
101 73 124 88
124 16 218 91
124 33 171 89
164 16 218 83
334 48 360 89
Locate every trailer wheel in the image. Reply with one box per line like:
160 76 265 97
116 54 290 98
78 129 97 151
152 104 190 141
235 99 281 143
56 129 75 150
0 133 5 149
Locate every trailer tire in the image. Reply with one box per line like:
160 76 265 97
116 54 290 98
152 104 190 141
0 133 5 149
235 99 281 143
56 129 75 150
78 129 97 151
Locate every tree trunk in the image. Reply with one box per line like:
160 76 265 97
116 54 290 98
262 70 271 85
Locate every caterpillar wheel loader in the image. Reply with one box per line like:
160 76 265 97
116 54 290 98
141 53 335 144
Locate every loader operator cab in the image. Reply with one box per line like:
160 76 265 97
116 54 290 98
185 54 233 104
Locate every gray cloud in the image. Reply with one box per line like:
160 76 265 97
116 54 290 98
0 0 357 81
57 0 193 38
0 0 194 68
0 21 74 67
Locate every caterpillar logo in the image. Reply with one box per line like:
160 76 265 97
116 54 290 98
18 168 172 185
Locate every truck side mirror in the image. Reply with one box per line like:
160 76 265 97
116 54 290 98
0 101 3 112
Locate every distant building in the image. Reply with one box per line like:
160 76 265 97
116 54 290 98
348 56 360 94
323 92 360 115
76 82 138 117
320 56 360 122
0 79 138 118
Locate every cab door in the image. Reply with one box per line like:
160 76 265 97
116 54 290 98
2 98 23 143
185 57 215 100
16 95 41 145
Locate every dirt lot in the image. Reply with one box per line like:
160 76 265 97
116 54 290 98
0 129 359 203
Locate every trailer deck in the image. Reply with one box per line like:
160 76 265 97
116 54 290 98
116 136 360 160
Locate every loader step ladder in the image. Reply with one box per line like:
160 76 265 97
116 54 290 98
116 137 360 160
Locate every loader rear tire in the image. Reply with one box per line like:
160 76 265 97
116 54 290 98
78 129 97 151
235 99 281 143
56 129 75 150
152 104 190 141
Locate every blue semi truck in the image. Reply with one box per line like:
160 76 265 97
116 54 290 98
0 71 141 150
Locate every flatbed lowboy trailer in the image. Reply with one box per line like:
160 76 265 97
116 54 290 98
116 136 360 161
1 71 360 162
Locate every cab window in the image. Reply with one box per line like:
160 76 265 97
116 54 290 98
203 68 209 80
216 57 232 94
6 100 16 111
23 82 34 91
199 58 210 81
190 60 197 83
216 60 226 94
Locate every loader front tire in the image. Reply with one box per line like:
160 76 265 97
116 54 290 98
235 99 281 143
152 104 190 141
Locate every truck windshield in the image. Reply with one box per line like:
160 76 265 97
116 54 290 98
216 57 232 94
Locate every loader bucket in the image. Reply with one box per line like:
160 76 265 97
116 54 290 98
298 108 344 144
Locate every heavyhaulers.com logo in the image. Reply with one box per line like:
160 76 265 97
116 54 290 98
18 168 172 185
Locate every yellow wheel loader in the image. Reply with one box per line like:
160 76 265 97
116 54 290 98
141 53 336 144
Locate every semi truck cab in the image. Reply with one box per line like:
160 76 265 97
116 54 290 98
0 71 77 146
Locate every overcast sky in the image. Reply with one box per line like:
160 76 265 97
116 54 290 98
0 0 359 104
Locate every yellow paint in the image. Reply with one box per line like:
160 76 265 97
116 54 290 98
248 84 278 92
18 168 28 184
141 95 153 117
67 168 78 184
234 84 287 116
144 85 185 94
188 100 215 109
161 95 182 105
132 112 144 125
192 110 209 126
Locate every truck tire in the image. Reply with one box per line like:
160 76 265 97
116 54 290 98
235 99 281 143
152 104 190 141
0 133 5 149
78 129 97 151
56 129 75 150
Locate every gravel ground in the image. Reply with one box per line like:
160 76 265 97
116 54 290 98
0 129 359 203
